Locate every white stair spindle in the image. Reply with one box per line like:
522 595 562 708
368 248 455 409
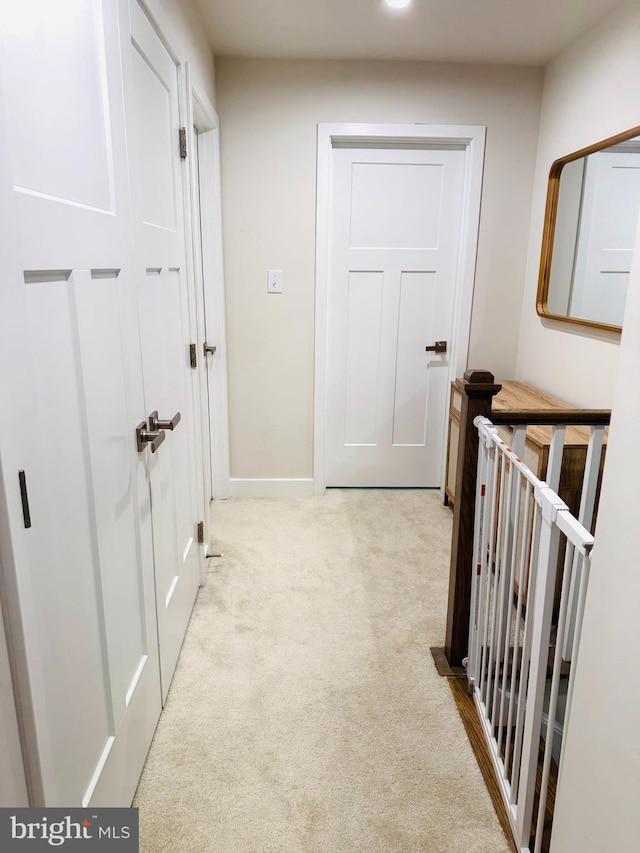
487 451 508 725
511 425 527 460
515 487 564 848
479 434 500 698
563 425 604 660
510 498 542 806
504 478 532 780
533 532 575 853
498 467 522 761
545 425 565 493
468 424 490 688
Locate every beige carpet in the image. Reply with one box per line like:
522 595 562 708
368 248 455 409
134 489 511 852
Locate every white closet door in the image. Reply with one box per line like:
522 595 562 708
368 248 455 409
326 145 465 487
0 0 160 806
123 0 202 701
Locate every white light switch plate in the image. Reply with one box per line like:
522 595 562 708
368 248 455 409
268 269 283 294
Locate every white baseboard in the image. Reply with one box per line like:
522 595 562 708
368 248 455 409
229 478 315 497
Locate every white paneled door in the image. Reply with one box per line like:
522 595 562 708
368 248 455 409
0 0 205 807
0 0 161 806
124 0 202 702
326 146 465 486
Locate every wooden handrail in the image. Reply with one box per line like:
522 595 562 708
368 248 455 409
491 409 610 426
443 372 611 668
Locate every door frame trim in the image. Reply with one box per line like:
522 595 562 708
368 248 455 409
185 74 231 513
313 122 486 495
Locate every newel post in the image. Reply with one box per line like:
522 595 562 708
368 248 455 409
444 370 502 668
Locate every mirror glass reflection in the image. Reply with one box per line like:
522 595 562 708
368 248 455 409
547 136 640 328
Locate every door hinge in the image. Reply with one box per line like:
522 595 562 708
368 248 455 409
179 127 187 160
197 521 205 544
189 343 197 369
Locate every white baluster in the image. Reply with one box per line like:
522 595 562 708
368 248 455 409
545 425 566 493
515 486 565 848
504 479 533 783
497 465 522 765
479 433 500 701
563 425 604 660
487 450 508 726
468 421 490 689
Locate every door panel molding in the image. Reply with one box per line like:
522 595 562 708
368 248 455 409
314 122 486 494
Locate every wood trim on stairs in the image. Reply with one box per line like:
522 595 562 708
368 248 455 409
431 647 557 853
431 646 516 850
429 646 466 677
446 674 518 853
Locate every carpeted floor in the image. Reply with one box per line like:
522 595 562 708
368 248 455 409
133 489 512 852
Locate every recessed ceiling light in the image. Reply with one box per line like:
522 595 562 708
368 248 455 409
385 0 412 9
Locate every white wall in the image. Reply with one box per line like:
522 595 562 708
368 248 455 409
515 1 640 406
550 151 640 853
216 59 543 480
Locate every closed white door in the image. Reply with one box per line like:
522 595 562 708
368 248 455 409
0 0 160 806
194 128 215 503
326 146 465 487
124 0 202 701
571 147 640 326
192 121 230 504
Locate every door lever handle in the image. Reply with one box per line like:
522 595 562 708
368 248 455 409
203 342 217 356
425 341 447 354
136 423 166 453
149 411 181 432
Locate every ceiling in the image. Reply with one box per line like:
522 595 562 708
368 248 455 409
194 0 623 65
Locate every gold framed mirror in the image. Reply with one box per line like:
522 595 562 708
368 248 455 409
537 125 640 332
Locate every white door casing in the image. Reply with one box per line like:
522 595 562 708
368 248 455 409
192 127 213 518
315 124 486 492
0 0 161 806
189 92 231 506
325 145 465 487
124 0 202 702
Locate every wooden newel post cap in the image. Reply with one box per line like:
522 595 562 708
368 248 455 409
463 369 495 383
462 369 502 397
